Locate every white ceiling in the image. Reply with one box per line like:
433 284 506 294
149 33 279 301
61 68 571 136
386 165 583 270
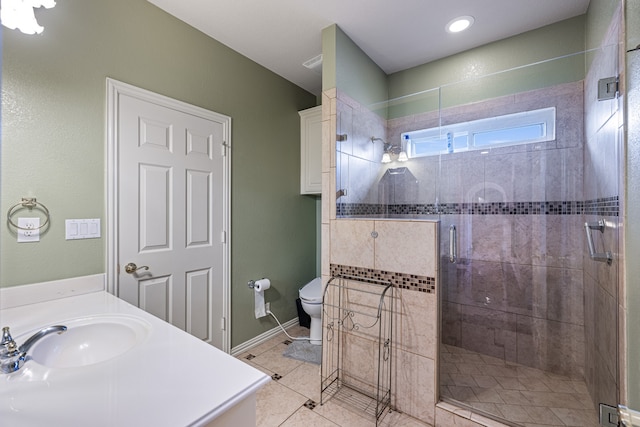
147 0 591 96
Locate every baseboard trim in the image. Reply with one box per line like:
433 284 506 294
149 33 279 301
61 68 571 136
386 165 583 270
231 318 299 356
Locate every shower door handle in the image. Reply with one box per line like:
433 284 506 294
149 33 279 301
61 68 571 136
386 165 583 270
449 225 457 263
584 220 612 265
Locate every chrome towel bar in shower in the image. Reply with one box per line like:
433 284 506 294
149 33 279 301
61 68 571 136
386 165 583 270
449 224 457 263
584 219 612 265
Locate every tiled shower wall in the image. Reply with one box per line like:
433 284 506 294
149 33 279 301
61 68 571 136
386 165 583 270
426 82 587 380
338 81 588 380
336 92 388 205
582 3 624 410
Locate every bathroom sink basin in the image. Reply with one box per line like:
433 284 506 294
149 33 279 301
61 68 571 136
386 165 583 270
28 315 151 368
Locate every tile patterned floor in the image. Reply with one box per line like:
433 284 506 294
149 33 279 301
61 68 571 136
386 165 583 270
439 344 600 427
235 327 601 427
236 325 430 427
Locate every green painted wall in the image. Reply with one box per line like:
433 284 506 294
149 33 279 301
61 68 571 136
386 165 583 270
321 25 337 93
0 0 317 348
388 16 586 118
322 24 388 115
586 0 621 68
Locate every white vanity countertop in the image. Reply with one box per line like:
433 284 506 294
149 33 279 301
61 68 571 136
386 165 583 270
0 291 270 426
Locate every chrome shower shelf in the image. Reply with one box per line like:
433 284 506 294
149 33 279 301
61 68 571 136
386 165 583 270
320 274 394 426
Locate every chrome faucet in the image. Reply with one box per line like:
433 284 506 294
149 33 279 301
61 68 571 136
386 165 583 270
1 325 67 373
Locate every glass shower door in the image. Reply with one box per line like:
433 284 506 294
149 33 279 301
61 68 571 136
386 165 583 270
434 59 602 426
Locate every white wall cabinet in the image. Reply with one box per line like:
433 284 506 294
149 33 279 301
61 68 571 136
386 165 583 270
299 106 322 195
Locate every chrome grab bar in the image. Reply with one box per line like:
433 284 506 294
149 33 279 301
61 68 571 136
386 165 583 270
584 219 613 265
449 224 457 263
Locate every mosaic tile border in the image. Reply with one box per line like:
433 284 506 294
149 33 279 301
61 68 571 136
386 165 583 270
337 196 619 217
330 264 436 294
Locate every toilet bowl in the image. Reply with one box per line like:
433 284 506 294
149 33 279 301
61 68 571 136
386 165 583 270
299 277 322 345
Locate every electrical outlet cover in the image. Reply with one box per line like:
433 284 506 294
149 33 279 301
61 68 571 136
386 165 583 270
17 217 40 243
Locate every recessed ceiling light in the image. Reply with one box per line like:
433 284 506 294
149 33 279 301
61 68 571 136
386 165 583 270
446 16 474 33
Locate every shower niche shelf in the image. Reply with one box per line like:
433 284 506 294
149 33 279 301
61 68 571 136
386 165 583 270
320 274 394 426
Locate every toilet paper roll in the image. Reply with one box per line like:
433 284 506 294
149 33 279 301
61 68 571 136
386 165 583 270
254 278 270 319
254 278 270 292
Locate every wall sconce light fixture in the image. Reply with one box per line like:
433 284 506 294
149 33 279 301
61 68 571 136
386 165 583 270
1 0 56 35
371 136 408 164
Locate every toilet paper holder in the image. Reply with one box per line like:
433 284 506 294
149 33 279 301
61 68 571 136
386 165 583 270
247 278 265 289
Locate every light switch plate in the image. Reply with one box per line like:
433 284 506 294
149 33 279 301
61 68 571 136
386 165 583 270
65 219 101 240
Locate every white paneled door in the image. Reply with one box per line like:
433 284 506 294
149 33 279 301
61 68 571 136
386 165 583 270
107 79 230 351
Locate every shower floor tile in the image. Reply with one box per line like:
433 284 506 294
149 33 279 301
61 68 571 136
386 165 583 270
440 344 600 427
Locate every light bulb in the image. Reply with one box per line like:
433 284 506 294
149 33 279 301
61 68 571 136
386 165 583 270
398 151 408 162
446 16 474 33
381 152 392 164
1 0 55 34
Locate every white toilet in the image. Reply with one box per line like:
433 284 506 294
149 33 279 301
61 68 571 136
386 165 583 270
299 277 323 345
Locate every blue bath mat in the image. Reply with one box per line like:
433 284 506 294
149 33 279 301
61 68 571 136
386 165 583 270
283 340 322 365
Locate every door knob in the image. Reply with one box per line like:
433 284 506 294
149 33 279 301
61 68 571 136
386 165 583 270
124 263 149 274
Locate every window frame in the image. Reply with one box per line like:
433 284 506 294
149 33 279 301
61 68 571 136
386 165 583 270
401 107 556 158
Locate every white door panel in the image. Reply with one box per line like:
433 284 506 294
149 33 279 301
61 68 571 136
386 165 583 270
107 79 230 352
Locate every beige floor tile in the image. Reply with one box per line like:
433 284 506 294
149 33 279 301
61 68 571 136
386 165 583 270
519 377 551 392
439 346 601 427
238 357 275 376
494 376 525 391
450 373 479 387
448 386 479 402
549 407 600 427
471 375 500 389
256 380 308 427
494 404 533 424
468 402 503 418
239 336 285 359
495 389 531 405
471 387 505 404
524 405 564 425
381 410 433 426
279 361 322 402
314 399 376 427
280 407 339 427
457 363 483 375
251 343 305 376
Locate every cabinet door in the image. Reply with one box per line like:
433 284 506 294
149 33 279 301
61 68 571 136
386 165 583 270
299 106 322 194
374 221 438 277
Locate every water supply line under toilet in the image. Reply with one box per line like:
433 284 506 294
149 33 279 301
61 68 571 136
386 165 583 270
248 279 310 342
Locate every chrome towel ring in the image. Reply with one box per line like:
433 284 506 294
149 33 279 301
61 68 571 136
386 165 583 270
7 198 51 230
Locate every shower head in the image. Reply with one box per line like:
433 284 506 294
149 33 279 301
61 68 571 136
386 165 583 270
371 136 399 154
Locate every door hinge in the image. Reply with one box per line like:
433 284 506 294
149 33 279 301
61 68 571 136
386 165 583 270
220 230 226 243
600 403 620 427
221 141 228 157
598 76 619 101
220 317 226 331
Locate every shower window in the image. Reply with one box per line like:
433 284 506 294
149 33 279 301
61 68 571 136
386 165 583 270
402 106 556 157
